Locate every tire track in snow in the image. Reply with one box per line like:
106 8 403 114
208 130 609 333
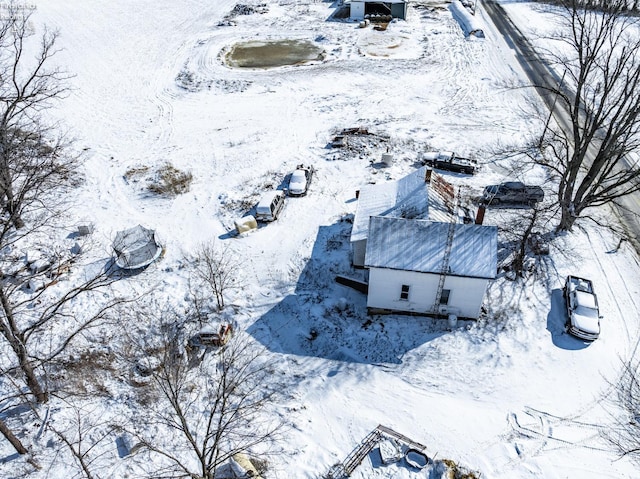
475 409 602 478
586 228 640 358
507 407 611 454
476 405 610 477
151 85 176 147
427 5 533 136
431 17 486 116
78 151 151 234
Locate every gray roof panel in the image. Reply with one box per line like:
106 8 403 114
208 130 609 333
364 217 498 279
351 167 453 243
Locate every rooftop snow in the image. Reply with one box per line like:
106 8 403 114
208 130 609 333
364 216 498 278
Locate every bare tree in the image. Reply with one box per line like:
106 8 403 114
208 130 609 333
606 352 640 464
0 234 128 452
0 254 135 469
0 4 124 409
0 380 44 465
48 400 122 479
0 416 28 455
0 5 134 467
130 316 282 479
0 5 72 232
0 409 41 469
534 0 640 231
192 241 241 311
0 246 125 405
500 205 547 279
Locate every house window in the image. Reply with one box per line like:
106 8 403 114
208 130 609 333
440 289 451 305
400 284 410 300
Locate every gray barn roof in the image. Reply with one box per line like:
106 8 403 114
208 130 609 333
364 216 498 279
351 167 454 243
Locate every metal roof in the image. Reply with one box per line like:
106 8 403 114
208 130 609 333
364 216 498 279
351 167 454 243
346 0 407 3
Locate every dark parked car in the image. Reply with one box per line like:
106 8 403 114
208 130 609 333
421 150 478 175
481 181 544 206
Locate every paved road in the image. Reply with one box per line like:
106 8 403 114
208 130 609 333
483 1 567 116
483 0 640 253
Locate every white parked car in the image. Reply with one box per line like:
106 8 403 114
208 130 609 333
288 164 315 197
564 275 602 341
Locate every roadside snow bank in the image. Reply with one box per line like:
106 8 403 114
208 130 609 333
450 0 485 38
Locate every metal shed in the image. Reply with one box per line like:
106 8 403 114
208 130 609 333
348 0 408 20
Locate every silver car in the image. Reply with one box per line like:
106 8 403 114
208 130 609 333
288 165 315 197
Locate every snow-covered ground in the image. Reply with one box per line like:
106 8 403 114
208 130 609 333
1 1 639 478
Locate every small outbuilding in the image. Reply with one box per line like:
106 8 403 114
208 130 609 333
348 0 408 20
112 225 162 270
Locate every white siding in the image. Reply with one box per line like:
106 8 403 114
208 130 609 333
350 1 365 19
352 239 367 268
366 267 489 319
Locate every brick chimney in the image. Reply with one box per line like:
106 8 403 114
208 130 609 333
475 205 486 225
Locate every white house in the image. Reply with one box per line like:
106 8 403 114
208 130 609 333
350 167 454 268
364 216 497 319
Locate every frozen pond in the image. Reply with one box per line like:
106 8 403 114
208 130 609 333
224 39 325 68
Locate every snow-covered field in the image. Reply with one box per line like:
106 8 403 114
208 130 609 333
1 0 639 478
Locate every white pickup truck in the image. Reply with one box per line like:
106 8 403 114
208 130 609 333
564 275 602 341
